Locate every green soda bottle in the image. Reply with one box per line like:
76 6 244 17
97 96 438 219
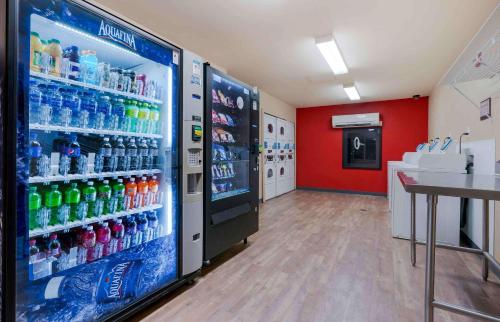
125 100 138 132
113 178 126 212
82 181 97 218
149 104 160 134
28 186 42 230
45 184 62 226
98 180 112 215
137 102 150 133
64 182 81 222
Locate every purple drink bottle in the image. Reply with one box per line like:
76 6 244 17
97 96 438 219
123 215 137 249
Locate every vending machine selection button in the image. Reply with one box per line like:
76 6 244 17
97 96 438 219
192 125 203 141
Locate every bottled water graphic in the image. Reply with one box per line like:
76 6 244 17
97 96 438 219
20 236 178 321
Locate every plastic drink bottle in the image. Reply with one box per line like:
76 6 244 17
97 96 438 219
64 183 81 222
29 239 40 263
146 211 159 239
109 219 125 254
112 178 125 212
148 140 159 169
47 233 61 258
148 104 160 134
80 225 96 263
45 185 62 226
126 138 139 171
63 45 80 80
124 215 138 248
110 98 125 131
135 213 149 244
138 139 149 170
47 39 62 77
148 175 159 204
39 258 145 306
96 96 111 130
29 133 42 177
28 186 42 230
47 84 63 126
137 177 149 207
82 181 97 218
113 137 126 171
137 102 150 133
60 88 80 127
30 32 43 72
29 80 42 124
96 222 111 257
64 134 81 174
99 137 113 172
124 100 138 132
98 180 112 215
125 177 137 209
80 91 97 129
80 50 98 84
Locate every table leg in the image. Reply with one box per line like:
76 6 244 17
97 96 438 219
411 193 416 266
482 199 489 282
425 194 438 322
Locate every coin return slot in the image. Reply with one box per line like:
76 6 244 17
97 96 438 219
187 173 202 194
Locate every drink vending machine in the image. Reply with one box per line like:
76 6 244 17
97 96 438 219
0 0 201 321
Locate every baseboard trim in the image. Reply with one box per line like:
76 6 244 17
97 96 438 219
297 186 387 197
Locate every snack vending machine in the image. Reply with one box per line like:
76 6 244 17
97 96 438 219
203 64 259 262
1 0 186 320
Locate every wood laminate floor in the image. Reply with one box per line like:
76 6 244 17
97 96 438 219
132 190 500 322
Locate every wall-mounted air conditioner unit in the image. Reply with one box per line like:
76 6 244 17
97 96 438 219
332 113 382 128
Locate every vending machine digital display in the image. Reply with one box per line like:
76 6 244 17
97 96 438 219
203 65 259 262
2 0 181 320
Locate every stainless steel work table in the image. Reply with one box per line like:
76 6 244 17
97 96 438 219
397 171 500 322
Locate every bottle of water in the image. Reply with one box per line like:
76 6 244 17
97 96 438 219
96 96 111 130
110 98 125 131
47 84 62 126
29 80 42 124
61 88 81 128
38 83 52 125
80 91 97 129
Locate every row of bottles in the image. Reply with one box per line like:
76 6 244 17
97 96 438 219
29 175 160 230
29 211 162 280
29 133 160 177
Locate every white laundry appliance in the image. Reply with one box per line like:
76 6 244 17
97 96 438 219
390 137 468 246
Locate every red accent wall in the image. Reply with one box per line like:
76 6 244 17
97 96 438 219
296 98 428 194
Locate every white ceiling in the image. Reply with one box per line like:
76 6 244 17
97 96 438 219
95 0 498 107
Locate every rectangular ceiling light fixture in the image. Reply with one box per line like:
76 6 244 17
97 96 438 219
315 35 348 75
343 84 361 100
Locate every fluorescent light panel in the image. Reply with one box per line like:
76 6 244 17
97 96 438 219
315 35 348 75
343 84 360 100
